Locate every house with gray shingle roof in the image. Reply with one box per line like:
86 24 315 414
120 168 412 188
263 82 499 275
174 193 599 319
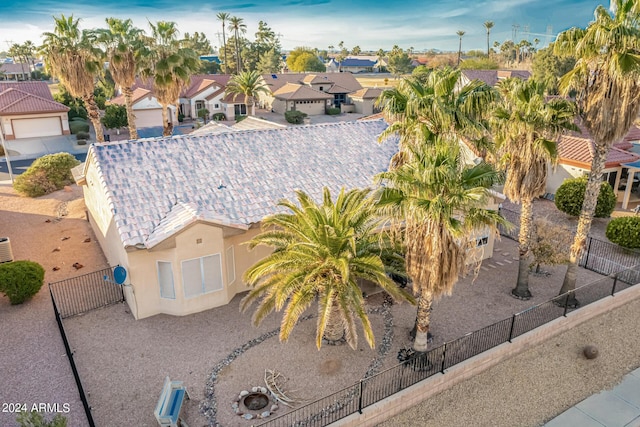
0 81 70 140
76 119 401 318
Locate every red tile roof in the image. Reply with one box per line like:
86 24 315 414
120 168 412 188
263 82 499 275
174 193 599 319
557 135 640 169
130 74 233 99
0 87 68 115
109 87 152 106
350 87 383 99
272 83 333 100
0 81 55 100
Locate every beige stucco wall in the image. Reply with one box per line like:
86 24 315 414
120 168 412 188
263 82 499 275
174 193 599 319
351 98 375 115
272 99 288 114
294 100 326 115
1 112 70 140
546 163 588 194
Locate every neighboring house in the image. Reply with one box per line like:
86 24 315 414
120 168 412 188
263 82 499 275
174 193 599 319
348 88 383 115
199 55 221 64
457 69 531 88
0 63 32 81
258 72 363 114
546 129 640 209
326 57 376 73
74 119 500 319
191 116 284 136
0 81 70 140
108 87 177 129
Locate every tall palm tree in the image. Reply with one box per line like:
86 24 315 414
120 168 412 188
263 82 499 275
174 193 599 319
216 12 230 74
376 68 497 166
41 15 105 142
224 70 270 116
456 30 466 66
484 21 494 56
146 21 199 137
554 0 640 306
229 16 246 73
375 140 505 352
242 188 415 350
491 78 577 299
97 18 147 140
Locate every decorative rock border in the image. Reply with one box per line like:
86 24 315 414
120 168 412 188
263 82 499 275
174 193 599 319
231 387 279 420
201 295 395 426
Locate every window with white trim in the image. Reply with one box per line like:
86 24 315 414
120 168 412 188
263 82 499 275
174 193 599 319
226 246 236 285
157 261 176 299
182 254 223 298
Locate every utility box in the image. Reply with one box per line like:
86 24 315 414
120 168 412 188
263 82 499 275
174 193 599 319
0 237 14 263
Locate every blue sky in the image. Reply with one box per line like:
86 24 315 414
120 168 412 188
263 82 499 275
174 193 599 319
0 0 606 52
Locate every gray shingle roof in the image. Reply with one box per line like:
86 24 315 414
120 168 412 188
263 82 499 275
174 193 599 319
88 119 397 248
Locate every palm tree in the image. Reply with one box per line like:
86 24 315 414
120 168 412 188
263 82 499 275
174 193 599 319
375 140 505 352
41 15 106 142
146 21 199 137
554 0 640 306
484 21 494 56
491 78 577 299
242 188 415 350
376 68 497 166
97 18 147 140
456 30 466 66
216 12 230 74
224 70 270 116
229 16 246 73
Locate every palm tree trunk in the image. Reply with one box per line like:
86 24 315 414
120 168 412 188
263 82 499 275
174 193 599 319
161 104 173 137
413 290 433 352
122 87 138 140
486 32 490 56
323 302 345 343
558 143 608 307
84 94 105 143
512 197 534 299
222 24 228 74
458 39 462 66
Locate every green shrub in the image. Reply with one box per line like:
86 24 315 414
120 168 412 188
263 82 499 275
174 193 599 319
284 110 307 124
326 107 341 115
197 108 210 120
235 114 247 122
75 131 90 141
13 153 80 197
0 261 45 304
211 113 226 121
178 112 185 122
68 106 88 121
101 104 127 130
16 411 67 427
606 217 640 248
69 119 90 134
554 177 616 218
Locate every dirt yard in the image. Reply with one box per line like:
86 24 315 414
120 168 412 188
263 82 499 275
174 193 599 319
0 183 108 427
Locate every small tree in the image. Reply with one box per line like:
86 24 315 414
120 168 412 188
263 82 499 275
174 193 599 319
197 108 210 122
606 217 640 249
0 261 45 304
101 104 128 134
529 218 573 274
555 177 616 218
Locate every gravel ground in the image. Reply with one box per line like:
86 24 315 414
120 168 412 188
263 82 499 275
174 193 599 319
61 238 607 427
2 185 635 427
380 295 640 427
0 184 108 427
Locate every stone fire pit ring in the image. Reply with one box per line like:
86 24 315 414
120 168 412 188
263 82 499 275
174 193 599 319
232 386 279 420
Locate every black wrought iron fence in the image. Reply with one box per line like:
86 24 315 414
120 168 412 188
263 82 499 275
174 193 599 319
50 288 96 427
49 267 124 318
256 264 640 427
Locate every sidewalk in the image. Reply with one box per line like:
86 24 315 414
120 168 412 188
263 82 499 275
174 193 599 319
545 367 640 427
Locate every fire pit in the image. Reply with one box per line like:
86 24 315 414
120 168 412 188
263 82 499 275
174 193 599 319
231 387 279 420
243 392 269 411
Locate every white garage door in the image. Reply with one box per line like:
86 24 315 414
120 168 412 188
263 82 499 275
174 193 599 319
135 109 163 128
12 117 62 139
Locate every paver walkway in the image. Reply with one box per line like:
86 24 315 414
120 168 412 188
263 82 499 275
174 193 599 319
545 367 640 427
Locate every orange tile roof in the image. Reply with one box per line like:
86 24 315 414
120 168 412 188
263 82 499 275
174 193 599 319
0 88 68 115
109 87 152 106
557 135 640 169
302 74 334 84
